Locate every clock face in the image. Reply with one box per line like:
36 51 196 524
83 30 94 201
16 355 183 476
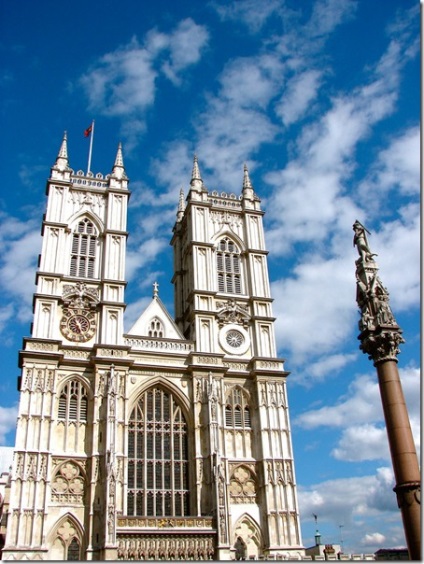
219 324 250 355
60 309 96 342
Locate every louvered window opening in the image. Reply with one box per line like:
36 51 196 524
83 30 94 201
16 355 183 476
217 237 241 294
58 380 88 422
127 387 189 517
225 387 251 428
70 219 97 278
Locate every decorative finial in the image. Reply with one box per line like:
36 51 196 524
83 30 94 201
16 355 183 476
153 281 159 298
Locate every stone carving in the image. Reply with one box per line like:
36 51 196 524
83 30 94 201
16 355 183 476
353 221 404 364
353 220 377 263
62 281 99 308
216 299 250 328
116 535 214 560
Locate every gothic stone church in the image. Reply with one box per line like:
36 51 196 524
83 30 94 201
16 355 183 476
2 136 304 560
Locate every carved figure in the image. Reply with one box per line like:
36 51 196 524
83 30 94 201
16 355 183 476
117 540 126 560
353 220 377 263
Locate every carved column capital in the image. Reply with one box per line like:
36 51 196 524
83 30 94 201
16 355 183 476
359 327 405 365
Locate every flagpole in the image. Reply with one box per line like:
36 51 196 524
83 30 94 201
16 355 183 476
87 119 95 174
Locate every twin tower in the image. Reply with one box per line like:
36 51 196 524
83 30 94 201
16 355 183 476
2 136 304 560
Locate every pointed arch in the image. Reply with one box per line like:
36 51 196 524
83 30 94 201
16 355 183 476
128 376 191 424
46 512 85 561
211 225 246 252
67 210 104 234
233 513 263 560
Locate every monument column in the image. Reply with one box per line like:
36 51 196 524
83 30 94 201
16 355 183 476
353 220 420 560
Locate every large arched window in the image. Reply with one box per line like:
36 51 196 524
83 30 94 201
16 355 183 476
127 387 189 517
70 218 97 278
225 387 251 428
58 380 88 422
216 237 242 294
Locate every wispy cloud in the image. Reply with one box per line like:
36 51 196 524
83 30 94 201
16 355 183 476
80 19 209 149
295 367 420 461
0 405 18 444
298 466 405 552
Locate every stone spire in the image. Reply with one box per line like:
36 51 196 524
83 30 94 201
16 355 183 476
53 131 70 171
111 142 127 179
176 187 186 222
189 154 205 194
242 163 254 199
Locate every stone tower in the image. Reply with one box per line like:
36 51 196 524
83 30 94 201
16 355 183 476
2 140 304 560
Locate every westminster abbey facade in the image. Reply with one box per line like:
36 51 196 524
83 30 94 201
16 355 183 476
2 136 304 560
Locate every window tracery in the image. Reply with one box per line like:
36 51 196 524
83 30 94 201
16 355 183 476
216 237 242 294
127 387 189 517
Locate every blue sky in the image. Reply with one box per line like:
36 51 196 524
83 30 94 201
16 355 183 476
0 0 420 555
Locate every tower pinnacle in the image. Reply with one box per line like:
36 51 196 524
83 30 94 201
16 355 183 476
53 132 70 171
177 187 186 222
241 163 255 205
189 154 205 193
111 142 127 179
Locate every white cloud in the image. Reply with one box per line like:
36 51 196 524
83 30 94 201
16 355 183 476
161 19 209 85
80 19 208 142
275 69 322 126
295 367 420 462
298 468 397 526
126 237 169 280
0 405 18 444
0 214 40 325
332 424 390 462
305 0 357 39
361 532 385 547
272 253 357 362
211 0 282 34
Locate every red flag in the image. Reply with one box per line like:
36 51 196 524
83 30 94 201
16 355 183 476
84 124 93 137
